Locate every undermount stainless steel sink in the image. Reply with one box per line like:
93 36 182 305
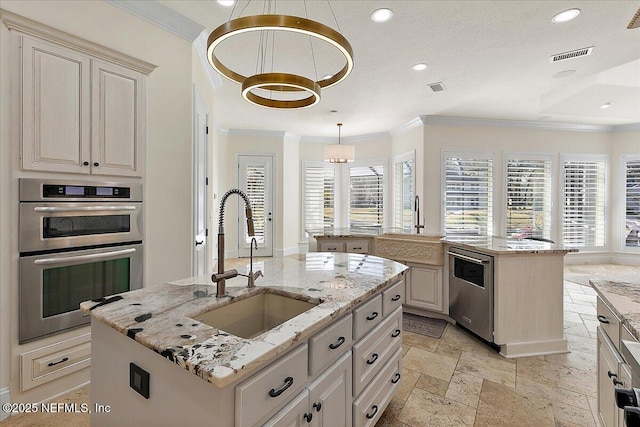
191 291 319 339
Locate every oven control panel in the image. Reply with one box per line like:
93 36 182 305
43 184 131 198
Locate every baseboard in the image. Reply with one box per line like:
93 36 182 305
276 246 300 257
564 252 612 265
499 338 569 358
611 252 640 266
1 387 10 421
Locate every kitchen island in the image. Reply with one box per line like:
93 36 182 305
81 253 407 426
443 236 577 358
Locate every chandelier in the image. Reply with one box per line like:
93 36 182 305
324 123 354 163
207 1 354 109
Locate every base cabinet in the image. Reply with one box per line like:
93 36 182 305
597 326 627 427
265 352 352 427
404 263 443 312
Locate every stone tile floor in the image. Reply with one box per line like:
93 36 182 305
2 264 638 427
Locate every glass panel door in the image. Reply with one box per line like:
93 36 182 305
238 155 273 257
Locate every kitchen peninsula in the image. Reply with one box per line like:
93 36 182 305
308 228 577 358
81 253 407 426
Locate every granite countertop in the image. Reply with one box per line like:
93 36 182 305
441 235 578 255
591 279 640 341
80 253 407 388
306 227 442 239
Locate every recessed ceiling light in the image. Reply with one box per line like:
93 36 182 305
552 8 580 23
600 102 613 109
553 70 576 79
371 8 393 23
412 63 427 71
217 0 235 6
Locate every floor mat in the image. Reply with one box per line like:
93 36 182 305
402 313 447 338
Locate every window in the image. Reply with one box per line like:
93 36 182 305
244 164 266 244
562 157 606 248
302 160 386 239
348 164 385 228
505 156 552 239
393 151 415 232
443 154 494 240
625 158 640 248
302 163 336 235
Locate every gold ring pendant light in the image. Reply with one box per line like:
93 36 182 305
206 9 354 109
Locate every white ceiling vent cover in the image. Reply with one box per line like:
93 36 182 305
428 82 446 92
550 47 593 63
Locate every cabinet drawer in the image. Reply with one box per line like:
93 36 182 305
597 296 620 351
318 240 345 252
382 279 404 317
21 333 91 391
353 295 383 341
235 344 308 427
353 347 402 427
353 307 402 396
346 240 369 254
309 313 353 376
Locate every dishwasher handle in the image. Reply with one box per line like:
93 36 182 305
447 251 490 265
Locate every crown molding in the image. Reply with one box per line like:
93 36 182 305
105 0 204 42
611 123 640 132
300 131 390 144
390 117 425 136
0 8 157 74
419 115 621 132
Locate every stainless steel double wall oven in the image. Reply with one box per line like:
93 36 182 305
19 178 143 343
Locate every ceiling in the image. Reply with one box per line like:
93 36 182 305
155 0 640 138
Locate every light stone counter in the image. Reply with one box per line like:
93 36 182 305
441 235 578 255
591 279 640 341
81 253 407 388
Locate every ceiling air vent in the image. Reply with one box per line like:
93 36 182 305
550 47 593 63
428 82 446 92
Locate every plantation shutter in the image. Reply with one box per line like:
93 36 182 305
626 159 640 247
303 165 335 234
506 159 552 239
394 159 414 232
245 165 266 244
562 160 606 247
348 164 384 227
444 156 493 240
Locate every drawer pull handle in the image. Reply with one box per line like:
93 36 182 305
366 353 379 365
597 315 610 324
268 377 293 398
313 402 322 412
303 413 313 423
391 373 401 384
328 247 337 251
366 312 378 321
365 405 378 419
391 294 401 301
353 247 362 250
613 378 624 386
608 371 618 379
391 329 401 338
47 357 69 367
329 336 345 350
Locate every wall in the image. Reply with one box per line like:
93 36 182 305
283 133 301 253
0 0 194 405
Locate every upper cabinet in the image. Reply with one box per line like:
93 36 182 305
2 10 156 178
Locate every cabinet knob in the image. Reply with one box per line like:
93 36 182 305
608 370 618 379
313 402 322 412
83 161 89 166
303 413 313 423
93 162 100 167
613 378 624 386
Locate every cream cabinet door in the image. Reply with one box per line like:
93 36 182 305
404 264 443 312
597 327 623 427
91 60 144 177
21 37 91 173
308 352 352 427
262 390 309 427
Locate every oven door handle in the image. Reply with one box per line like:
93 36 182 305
34 248 137 265
447 251 490 265
33 206 137 212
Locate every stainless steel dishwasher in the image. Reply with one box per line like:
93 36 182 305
448 246 494 342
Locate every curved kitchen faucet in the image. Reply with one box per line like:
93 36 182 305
211 189 255 298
